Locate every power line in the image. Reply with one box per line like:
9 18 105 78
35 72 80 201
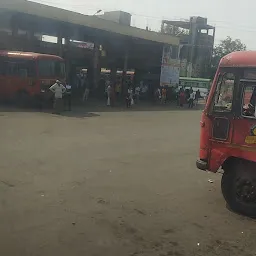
31 0 256 34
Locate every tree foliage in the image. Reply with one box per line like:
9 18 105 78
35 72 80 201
210 36 247 78
212 36 246 65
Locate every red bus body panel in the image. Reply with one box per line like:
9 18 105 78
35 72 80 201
0 51 64 100
198 51 256 172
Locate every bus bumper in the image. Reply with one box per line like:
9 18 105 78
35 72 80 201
196 159 208 171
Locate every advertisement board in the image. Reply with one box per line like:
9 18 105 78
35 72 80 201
160 45 180 87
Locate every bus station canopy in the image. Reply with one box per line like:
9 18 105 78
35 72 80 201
0 0 179 46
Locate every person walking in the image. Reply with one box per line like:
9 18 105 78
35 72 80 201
195 89 201 106
49 80 66 114
176 87 181 106
64 82 72 111
179 89 185 107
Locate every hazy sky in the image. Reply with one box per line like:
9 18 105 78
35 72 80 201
34 0 255 49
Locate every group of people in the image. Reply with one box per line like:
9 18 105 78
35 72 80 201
125 86 141 107
177 87 201 108
105 79 141 107
48 76 202 113
105 80 141 108
154 87 168 104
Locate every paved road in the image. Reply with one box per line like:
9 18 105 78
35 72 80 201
0 106 255 256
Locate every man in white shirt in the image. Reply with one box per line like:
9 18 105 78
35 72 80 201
189 90 195 108
50 80 66 114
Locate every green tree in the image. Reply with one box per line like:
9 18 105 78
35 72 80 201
210 36 247 78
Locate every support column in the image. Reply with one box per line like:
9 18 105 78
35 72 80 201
57 30 63 57
11 15 18 37
64 37 71 82
110 66 117 86
93 42 100 89
122 49 128 95
27 25 36 52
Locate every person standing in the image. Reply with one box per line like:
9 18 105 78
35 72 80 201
111 84 116 106
189 90 195 108
176 87 181 106
135 85 140 103
195 89 201 106
64 82 72 111
154 88 161 103
161 87 167 104
107 84 112 106
49 80 66 114
179 89 185 107
126 87 133 108
115 80 121 99
125 93 131 108
105 79 110 99
128 87 134 106
83 87 90 102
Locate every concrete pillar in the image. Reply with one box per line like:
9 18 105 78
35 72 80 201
11 15 18 37
93 42 100 89
26 25 36 52
110 66 117 85
57 31 63 57
27 22 35 40
10 17 18 51
64 37 71 82
122 49 128 92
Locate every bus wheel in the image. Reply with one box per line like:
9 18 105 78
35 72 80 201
221 160 256 217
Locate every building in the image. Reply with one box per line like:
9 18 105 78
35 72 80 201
0 0 180 91
161 17 215 78
98 11 131 26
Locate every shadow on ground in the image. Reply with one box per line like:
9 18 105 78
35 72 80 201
0 100 205 118
0 104 100 119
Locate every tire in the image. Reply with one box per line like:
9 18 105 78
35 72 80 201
221 160 256 217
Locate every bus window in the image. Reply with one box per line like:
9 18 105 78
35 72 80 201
38 60 65 78
242 84 256 118
5 59 36 78
213 73 235 112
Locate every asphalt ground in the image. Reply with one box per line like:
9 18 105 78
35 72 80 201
0 104 255 256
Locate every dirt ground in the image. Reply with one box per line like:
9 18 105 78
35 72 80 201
0 105 255 256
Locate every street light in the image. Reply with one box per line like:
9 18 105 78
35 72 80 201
93 10 102 16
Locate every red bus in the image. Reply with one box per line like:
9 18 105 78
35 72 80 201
0 51 65 103
197 51 256 217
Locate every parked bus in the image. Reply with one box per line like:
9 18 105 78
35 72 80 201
0 51 65 103
179 77 211 98
196 51 256 217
